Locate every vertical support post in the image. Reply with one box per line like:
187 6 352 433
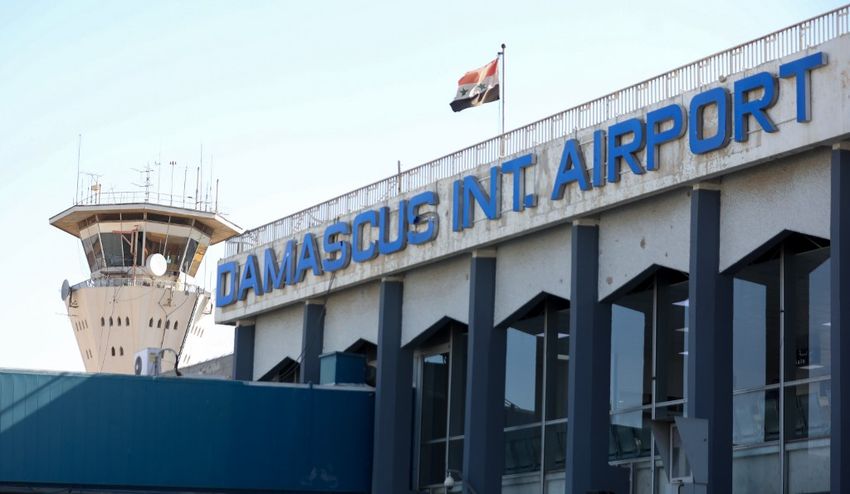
463 250 504 494
831 144 850 494
687 184 732 493
300 300 325 384
372 277 414 494
566 220 627 494
232 320 256 381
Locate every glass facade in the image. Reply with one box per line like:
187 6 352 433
608 270 689 492
76 213 211 277
417 322 467 491
502 297 570 485
731 237 830 494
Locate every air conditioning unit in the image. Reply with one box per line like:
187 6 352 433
134 348 162 376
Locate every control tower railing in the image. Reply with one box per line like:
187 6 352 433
225 5 850 257
77 190 218 213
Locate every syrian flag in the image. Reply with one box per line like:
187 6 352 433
450 58 499 112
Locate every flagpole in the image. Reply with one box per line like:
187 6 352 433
498 43 506 157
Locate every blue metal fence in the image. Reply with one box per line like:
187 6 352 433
0 370 374 493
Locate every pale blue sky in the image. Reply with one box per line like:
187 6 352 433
0 0 842 371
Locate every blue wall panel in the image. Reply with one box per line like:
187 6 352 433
0 370 373 493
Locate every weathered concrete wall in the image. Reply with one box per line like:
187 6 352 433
253 303 303 380
494 225 571 325
401 255 470 347
599 188 692 300
719 148 831 271
219 35 850 324
323 281 380 353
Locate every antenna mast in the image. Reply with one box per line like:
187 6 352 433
169 160 177 206
75 134 82 204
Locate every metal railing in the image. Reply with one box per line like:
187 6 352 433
72 277 206 294
77 190 218 213
225 5 850 257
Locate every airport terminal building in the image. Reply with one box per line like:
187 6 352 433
215 9 850 494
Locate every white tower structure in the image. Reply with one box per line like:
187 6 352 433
50 183 241 375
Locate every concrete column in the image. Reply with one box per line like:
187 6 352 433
462 250 505 494
831 144 850 494
686 185 732 493
565 220 627 494
300 300 325 384
231 320 255 381
372 277 414 494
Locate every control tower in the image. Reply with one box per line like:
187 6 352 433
49 182 241 374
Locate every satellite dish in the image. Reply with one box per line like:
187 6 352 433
146 253 167 277
134 356 143 375
60 279 71 301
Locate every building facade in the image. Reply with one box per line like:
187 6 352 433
215 9 850 494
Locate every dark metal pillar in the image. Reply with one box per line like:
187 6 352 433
566 220 627 494
231 320 255 381
831 144 850 494
686 185 733 494
372 277 414 494
300 300 325 384
462 250 505 494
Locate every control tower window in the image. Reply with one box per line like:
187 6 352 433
100 233 129 268
182 239 199 273
163 236 189 275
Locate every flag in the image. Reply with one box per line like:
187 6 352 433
450 58 499 112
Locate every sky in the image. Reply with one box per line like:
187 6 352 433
0 0 844 372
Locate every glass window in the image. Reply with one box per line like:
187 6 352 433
731 236 831 494
501 297 570 482
609 409 652 461
733 254 781 390
505 313 544 427
504 426 541 475
656 277 688 403
611 285 653 411
417 323 468 490
183 238 199 273
543 422 567 472
163 236 188 274
785 381 830 441
786 247 831 381
100 232 125 267
546 308 570 421
733 389 780 446
421 353 449 442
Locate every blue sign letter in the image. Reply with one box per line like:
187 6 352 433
645 104 686 171
551 139 590 200
216 261 238 307
352 210 379 263
462 166 501 229
407 191 439 245
501 153 537 211
237 254 263 301
689 87 731 155
733 72 779 142
378 201 408 256
294 233 323 283
779 51 827 122
607 118 645 183
322 222 352 272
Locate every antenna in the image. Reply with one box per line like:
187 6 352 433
132 163 155 203
82 172 103 204
169 160 177 206
182 164 188 208
153 160 162 203
75 134 82 204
